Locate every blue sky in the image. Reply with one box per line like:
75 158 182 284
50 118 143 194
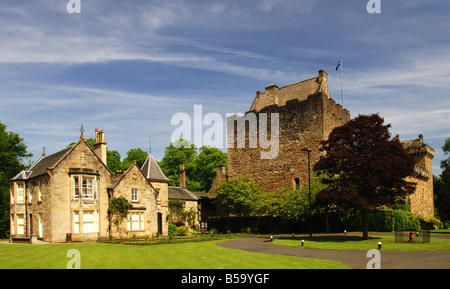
0 0 449 175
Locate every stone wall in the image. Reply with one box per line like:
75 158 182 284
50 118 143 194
228 91 350 191
403 135 435 218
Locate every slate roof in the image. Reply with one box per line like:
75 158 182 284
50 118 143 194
168 186 198 201
140 153 169 183
10 146 73 181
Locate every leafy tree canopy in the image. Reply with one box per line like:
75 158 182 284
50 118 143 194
158 139 227 192
0 120 33 237
313 113 416 239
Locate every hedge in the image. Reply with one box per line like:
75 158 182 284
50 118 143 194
208 209 432 234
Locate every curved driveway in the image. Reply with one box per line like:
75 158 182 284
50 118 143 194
217 236 450 269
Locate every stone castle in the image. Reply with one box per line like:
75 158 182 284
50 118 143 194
228 70 350 191
226 69 435 217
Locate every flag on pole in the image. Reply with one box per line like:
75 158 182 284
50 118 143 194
335 58 341 71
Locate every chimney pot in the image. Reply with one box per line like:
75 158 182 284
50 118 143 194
265 84 278 91
93 129 107 164
179 164 186 188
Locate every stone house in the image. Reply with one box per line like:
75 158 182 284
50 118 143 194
10 129 169 243
165 164 222 229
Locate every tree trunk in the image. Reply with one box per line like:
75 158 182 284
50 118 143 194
324 211 330 233
362 210 369 240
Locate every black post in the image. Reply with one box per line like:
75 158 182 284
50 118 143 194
302 148 312 238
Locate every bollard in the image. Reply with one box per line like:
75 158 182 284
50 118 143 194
301 240 304 247
378 242 382 250
270 236 273 242
344 230 347 235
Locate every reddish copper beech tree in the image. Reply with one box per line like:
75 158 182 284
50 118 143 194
314 114 416 240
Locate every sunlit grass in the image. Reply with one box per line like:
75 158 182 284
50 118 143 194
0 240 349 269
273 234 450 251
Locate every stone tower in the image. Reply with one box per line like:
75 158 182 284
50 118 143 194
402 134 435 218
227 70 350 191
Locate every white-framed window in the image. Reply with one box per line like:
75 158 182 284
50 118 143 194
73 211 80 234
38 181 42 201
83 211 95 233
28 186 33 203
127 211 144 231
38 213 43 238
17 214 24 235
73 176 96 199
17 183 24 203
156 188 160 201
73 177 80 199
131 188 138 202
82 177 94 199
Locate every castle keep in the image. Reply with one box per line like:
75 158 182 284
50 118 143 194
227 69 435 218
227 70 350 191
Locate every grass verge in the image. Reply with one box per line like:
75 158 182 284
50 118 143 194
273 233 450 251
0 239 349 269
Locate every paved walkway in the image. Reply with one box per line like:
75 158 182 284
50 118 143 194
217 236 450 269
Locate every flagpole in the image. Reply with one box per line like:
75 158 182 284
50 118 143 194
340 57 344 109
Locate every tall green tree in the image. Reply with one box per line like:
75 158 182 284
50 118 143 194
194 146 227 192
0 121 33 237
157 139 228 192
122 148 148 170
106 150 123 173
215 175 262 217
314 114 416 240
158 139 199 190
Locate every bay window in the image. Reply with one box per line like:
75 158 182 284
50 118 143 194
73 176 97 199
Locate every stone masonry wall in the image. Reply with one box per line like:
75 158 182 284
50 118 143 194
228 92 350 191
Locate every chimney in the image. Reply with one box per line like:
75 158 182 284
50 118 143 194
318 69 330 98
265 83 279 106
179 164 186 189
93 128 107 165
216 163 226 182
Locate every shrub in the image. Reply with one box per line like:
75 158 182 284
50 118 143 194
168 224 178 236
419 217 443 230
177 226 189 236
393 210 412 231
405 211 421 231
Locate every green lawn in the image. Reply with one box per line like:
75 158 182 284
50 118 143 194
0 240 349 269
273 233 450 251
